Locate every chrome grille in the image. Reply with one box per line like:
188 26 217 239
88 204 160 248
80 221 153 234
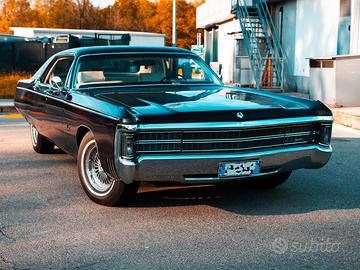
134 124 320 154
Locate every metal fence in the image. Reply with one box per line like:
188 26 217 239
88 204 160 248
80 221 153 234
0 34 131 73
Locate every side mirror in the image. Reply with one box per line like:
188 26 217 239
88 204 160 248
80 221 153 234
50 76 63 90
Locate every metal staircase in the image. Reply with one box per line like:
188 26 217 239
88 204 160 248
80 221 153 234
231 0 286 90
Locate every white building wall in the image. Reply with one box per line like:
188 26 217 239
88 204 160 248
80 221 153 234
129 35 165 46
336 57 360 106
273 0 340 91
196 0 233 29
217 20 241 83
350 0 360 54
293 0 340 79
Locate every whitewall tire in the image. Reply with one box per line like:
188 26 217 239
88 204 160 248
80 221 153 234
77 132 139 206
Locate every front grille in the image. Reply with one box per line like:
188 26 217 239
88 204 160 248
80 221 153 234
134 124 320 154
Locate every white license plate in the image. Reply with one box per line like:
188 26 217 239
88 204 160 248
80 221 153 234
218 161 260 178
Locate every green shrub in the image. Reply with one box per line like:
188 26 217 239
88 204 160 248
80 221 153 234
0 73 32 99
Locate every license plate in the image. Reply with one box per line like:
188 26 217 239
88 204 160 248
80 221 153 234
218 161 260 178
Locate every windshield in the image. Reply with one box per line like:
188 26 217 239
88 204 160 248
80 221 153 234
75 54 221 88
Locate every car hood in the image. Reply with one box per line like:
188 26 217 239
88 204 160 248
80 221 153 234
93 85 329 124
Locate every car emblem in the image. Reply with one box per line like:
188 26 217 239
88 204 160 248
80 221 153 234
237 112 244 119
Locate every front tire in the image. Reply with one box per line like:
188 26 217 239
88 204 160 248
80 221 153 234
30 124 55 154
77 132 139 206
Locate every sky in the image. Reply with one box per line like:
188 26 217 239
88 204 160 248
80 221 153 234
91 0 115 8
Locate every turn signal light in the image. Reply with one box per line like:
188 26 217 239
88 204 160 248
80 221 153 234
319 124 332 146
121 133 135 159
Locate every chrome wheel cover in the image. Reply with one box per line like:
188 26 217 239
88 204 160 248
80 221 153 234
83 140 114 194
31 125 39 146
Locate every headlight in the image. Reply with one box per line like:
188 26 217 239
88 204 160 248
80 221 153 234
121 133 135 159
319 124 332 146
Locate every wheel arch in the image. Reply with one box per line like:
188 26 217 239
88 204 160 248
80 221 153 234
76 124 119 180
76 125 93 149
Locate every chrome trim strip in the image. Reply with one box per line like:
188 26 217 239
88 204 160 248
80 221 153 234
284 141 310 146
136 145 333 162
137 149 182 154
184 170 280 181
138 116 333 130
284 131 314 137
182 135 284 144
136 140 182 145
180 143 286 153
183 128 282 134
138 131 182 134
78 83 220 91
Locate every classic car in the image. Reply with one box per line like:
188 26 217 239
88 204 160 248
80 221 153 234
15 46 333 206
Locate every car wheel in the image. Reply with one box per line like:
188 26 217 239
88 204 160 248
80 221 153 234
77 132 139 206
246 171 292 189
30 124 55 154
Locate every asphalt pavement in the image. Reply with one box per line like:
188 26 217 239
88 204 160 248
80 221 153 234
1 116 360 270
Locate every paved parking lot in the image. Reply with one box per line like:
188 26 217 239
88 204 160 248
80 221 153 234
1 117 360 269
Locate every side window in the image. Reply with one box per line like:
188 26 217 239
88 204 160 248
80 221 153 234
45 57 74 86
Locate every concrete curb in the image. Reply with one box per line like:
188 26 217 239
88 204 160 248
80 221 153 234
0 99 16 113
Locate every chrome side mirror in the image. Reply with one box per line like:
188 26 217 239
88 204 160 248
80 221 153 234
50 76 63 90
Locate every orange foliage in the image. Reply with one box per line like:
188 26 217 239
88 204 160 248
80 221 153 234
0 0 203 48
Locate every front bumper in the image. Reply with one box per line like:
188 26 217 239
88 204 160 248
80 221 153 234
114 145 332 184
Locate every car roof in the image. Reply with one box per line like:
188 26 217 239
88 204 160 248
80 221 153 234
57 46 193 57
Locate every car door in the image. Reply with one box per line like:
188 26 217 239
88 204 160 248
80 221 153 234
38 56 74 151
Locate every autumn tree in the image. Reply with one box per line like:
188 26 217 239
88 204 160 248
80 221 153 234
74 0 105 29
106 0 157 32
0 0 201 48
0 0 38 33
153 0 198 48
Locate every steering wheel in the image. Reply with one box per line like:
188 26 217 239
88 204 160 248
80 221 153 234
177 74 187 81
161 74 187 82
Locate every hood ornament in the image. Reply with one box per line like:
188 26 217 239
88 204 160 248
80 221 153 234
237 112 244 119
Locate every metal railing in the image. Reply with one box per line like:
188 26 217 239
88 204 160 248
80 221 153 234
231 0 286 89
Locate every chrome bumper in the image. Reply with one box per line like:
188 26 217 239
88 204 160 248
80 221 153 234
114 145 332 184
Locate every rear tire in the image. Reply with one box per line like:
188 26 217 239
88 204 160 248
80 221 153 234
77 132 139 206
246 171 292 189
30 124 55 154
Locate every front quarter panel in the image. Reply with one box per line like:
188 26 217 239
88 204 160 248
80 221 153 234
63 90 132 179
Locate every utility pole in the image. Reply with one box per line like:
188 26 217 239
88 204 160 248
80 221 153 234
172 0 177 47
